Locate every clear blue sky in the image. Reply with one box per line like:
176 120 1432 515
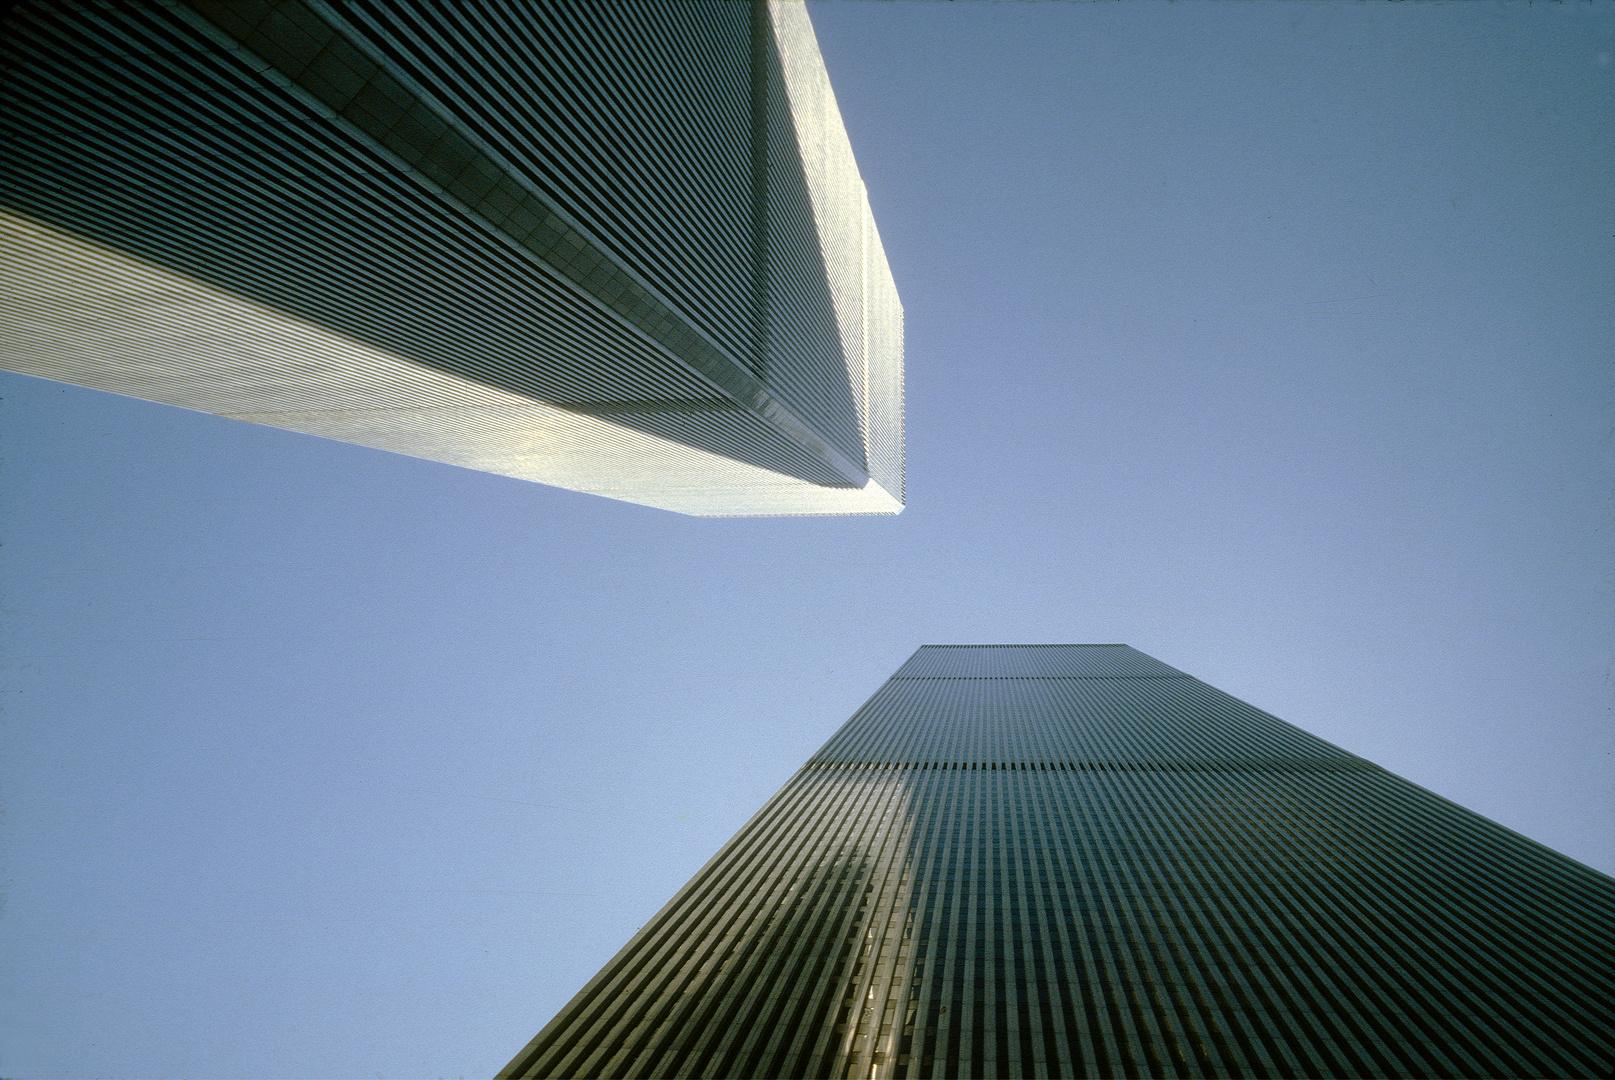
2 3 1610 1078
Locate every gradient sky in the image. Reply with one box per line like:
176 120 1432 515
3 3 1611 1078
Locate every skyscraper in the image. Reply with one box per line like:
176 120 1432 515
0 1 901 516
501 645 1614 1079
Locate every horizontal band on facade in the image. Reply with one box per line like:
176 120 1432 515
890 674 1189 680
801 758 1381 774
550 398 742 416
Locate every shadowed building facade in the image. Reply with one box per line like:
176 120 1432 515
501 645 1614 1079
0 1 901 516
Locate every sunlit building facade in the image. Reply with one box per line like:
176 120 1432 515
0 1 901 516
502 645 1614 1079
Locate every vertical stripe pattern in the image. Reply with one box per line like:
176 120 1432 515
502 645 1614 1079
0 0 902 516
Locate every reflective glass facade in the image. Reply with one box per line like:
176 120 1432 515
503 645 1614 1079
0 1 901 516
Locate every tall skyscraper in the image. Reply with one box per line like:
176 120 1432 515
0 1 901 516
502 645 1614 1079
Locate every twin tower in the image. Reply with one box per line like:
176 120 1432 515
3 2 1609 1077
504 645 1613 1079
2 0 900 516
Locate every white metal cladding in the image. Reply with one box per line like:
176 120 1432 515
501 645 1615 1079
0 215 895 516
0 0 903 516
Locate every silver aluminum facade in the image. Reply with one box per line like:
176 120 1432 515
502 645 1614 1079
0 1 902 516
